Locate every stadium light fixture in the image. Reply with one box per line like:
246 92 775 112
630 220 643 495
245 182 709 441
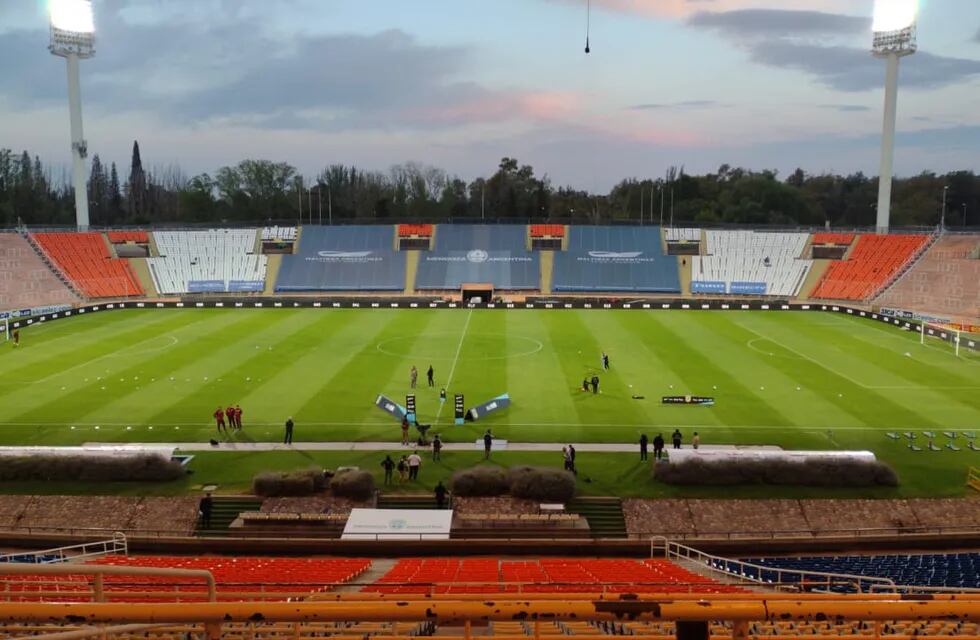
49 0 95 230
871 0 917 233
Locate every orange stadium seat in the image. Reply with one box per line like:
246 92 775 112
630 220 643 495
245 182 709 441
811 233 854 246
32 232 145 299
107 230 149 244
811 234 928 301
397 224 433 237
530 224 565 238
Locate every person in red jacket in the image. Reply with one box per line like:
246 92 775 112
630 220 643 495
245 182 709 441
234 405 243 429
225 405 235 429
213 407 226 433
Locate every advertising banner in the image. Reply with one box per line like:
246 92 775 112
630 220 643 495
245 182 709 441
553 250 680 293
187 280 225 293
228 280 264 293
662 395 716 406
375 394 407 421
342 508 453 540
1 304 72 320
730 282 767 295
691 281 726 294
416 250 539 290
466 393 511 420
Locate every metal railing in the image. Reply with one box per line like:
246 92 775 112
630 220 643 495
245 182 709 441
0 533 127 565
0 563 217 603
655 538 896 593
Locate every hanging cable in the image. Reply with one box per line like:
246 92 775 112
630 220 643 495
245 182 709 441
584 0 591 54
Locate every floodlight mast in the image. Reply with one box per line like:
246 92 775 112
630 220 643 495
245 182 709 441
49 0 95 230
872 22 916 233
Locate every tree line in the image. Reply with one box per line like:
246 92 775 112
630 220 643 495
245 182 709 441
0 142 976 228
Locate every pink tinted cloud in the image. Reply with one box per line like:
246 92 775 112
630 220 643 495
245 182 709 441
550 0 857 19
405 90 581 126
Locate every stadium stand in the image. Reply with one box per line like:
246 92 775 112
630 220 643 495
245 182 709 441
106 231 149 244
812 232 855 246
811 233 929 301
148 230 266 294
261 226 297 242
0 233 77 310
552 226 679 293
275 225 405 292
32 232 144 298
397 223 433 237
744 553 980 590
875 234 979 321
690 231 810 297
366 558 741 594
530 224 565 238
665 228 701 242
415 225 539 290
0 556 370 602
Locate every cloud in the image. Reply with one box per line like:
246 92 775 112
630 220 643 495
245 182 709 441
546 0 855 20
629 100 725 110
0 8 580 134
683 8 980 92
818 104 871 112
748 42 980 91
974 27 980 43
687 9 869 38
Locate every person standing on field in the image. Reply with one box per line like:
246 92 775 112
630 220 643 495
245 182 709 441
284 417 294 444
397 456 408 483
692 432 701 450
483 430 493 459
591 374 600 394
401 416 411 446
672 428 683 450
12 330 19 347
427 365 434 387
234 405 243 429
653 433 665 460
639 434 649 461
381 455 395 485
213 407 226 433
410 366 418 389
602 352 609 370
432 434 443 461
407 452 422 480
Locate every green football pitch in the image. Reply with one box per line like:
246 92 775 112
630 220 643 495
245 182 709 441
0 308 977 497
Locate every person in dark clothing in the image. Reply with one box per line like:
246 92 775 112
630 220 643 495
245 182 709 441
591 375 600 394
199 492 213 529
639 434 649 461
602 352 609 370
381 455 395 485
483 430 493 459
567 444 577 475
284 417 294 444
12 330 19 346
434 481 448 509
432 434 443 461
653 433 665 460
671 428 683 449
582 378 590 392
427 365 434 387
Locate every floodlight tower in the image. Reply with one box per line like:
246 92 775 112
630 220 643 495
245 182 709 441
48 0 95 230
872 0 917 233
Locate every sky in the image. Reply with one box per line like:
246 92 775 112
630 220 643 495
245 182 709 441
1 0 979 191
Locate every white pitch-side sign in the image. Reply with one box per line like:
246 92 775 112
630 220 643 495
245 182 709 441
341 508 453 540
669 449 876 464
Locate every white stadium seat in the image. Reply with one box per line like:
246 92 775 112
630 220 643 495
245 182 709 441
665 228 701 242
262 226 297 242
148 229 267 294
692 231 811 297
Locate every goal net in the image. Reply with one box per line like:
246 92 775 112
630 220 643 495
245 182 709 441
920 321 961 357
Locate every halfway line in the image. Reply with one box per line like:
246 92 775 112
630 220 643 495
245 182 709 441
435 309 473 423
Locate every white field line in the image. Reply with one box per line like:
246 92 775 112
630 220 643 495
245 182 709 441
434 308 472 423
7 421 976 433
734 321 873 389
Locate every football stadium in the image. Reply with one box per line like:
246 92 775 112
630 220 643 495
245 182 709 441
1 0 979 638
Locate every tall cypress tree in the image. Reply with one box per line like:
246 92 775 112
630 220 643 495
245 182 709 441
127 140 146 221
108 162 122 225
88 154 107 226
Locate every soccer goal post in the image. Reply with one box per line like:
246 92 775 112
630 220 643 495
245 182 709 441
0 318 7 342
921 321 960 357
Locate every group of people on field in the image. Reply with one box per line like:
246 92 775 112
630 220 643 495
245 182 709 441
409 364 435 389
638 429 700 460
213 404 243 432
